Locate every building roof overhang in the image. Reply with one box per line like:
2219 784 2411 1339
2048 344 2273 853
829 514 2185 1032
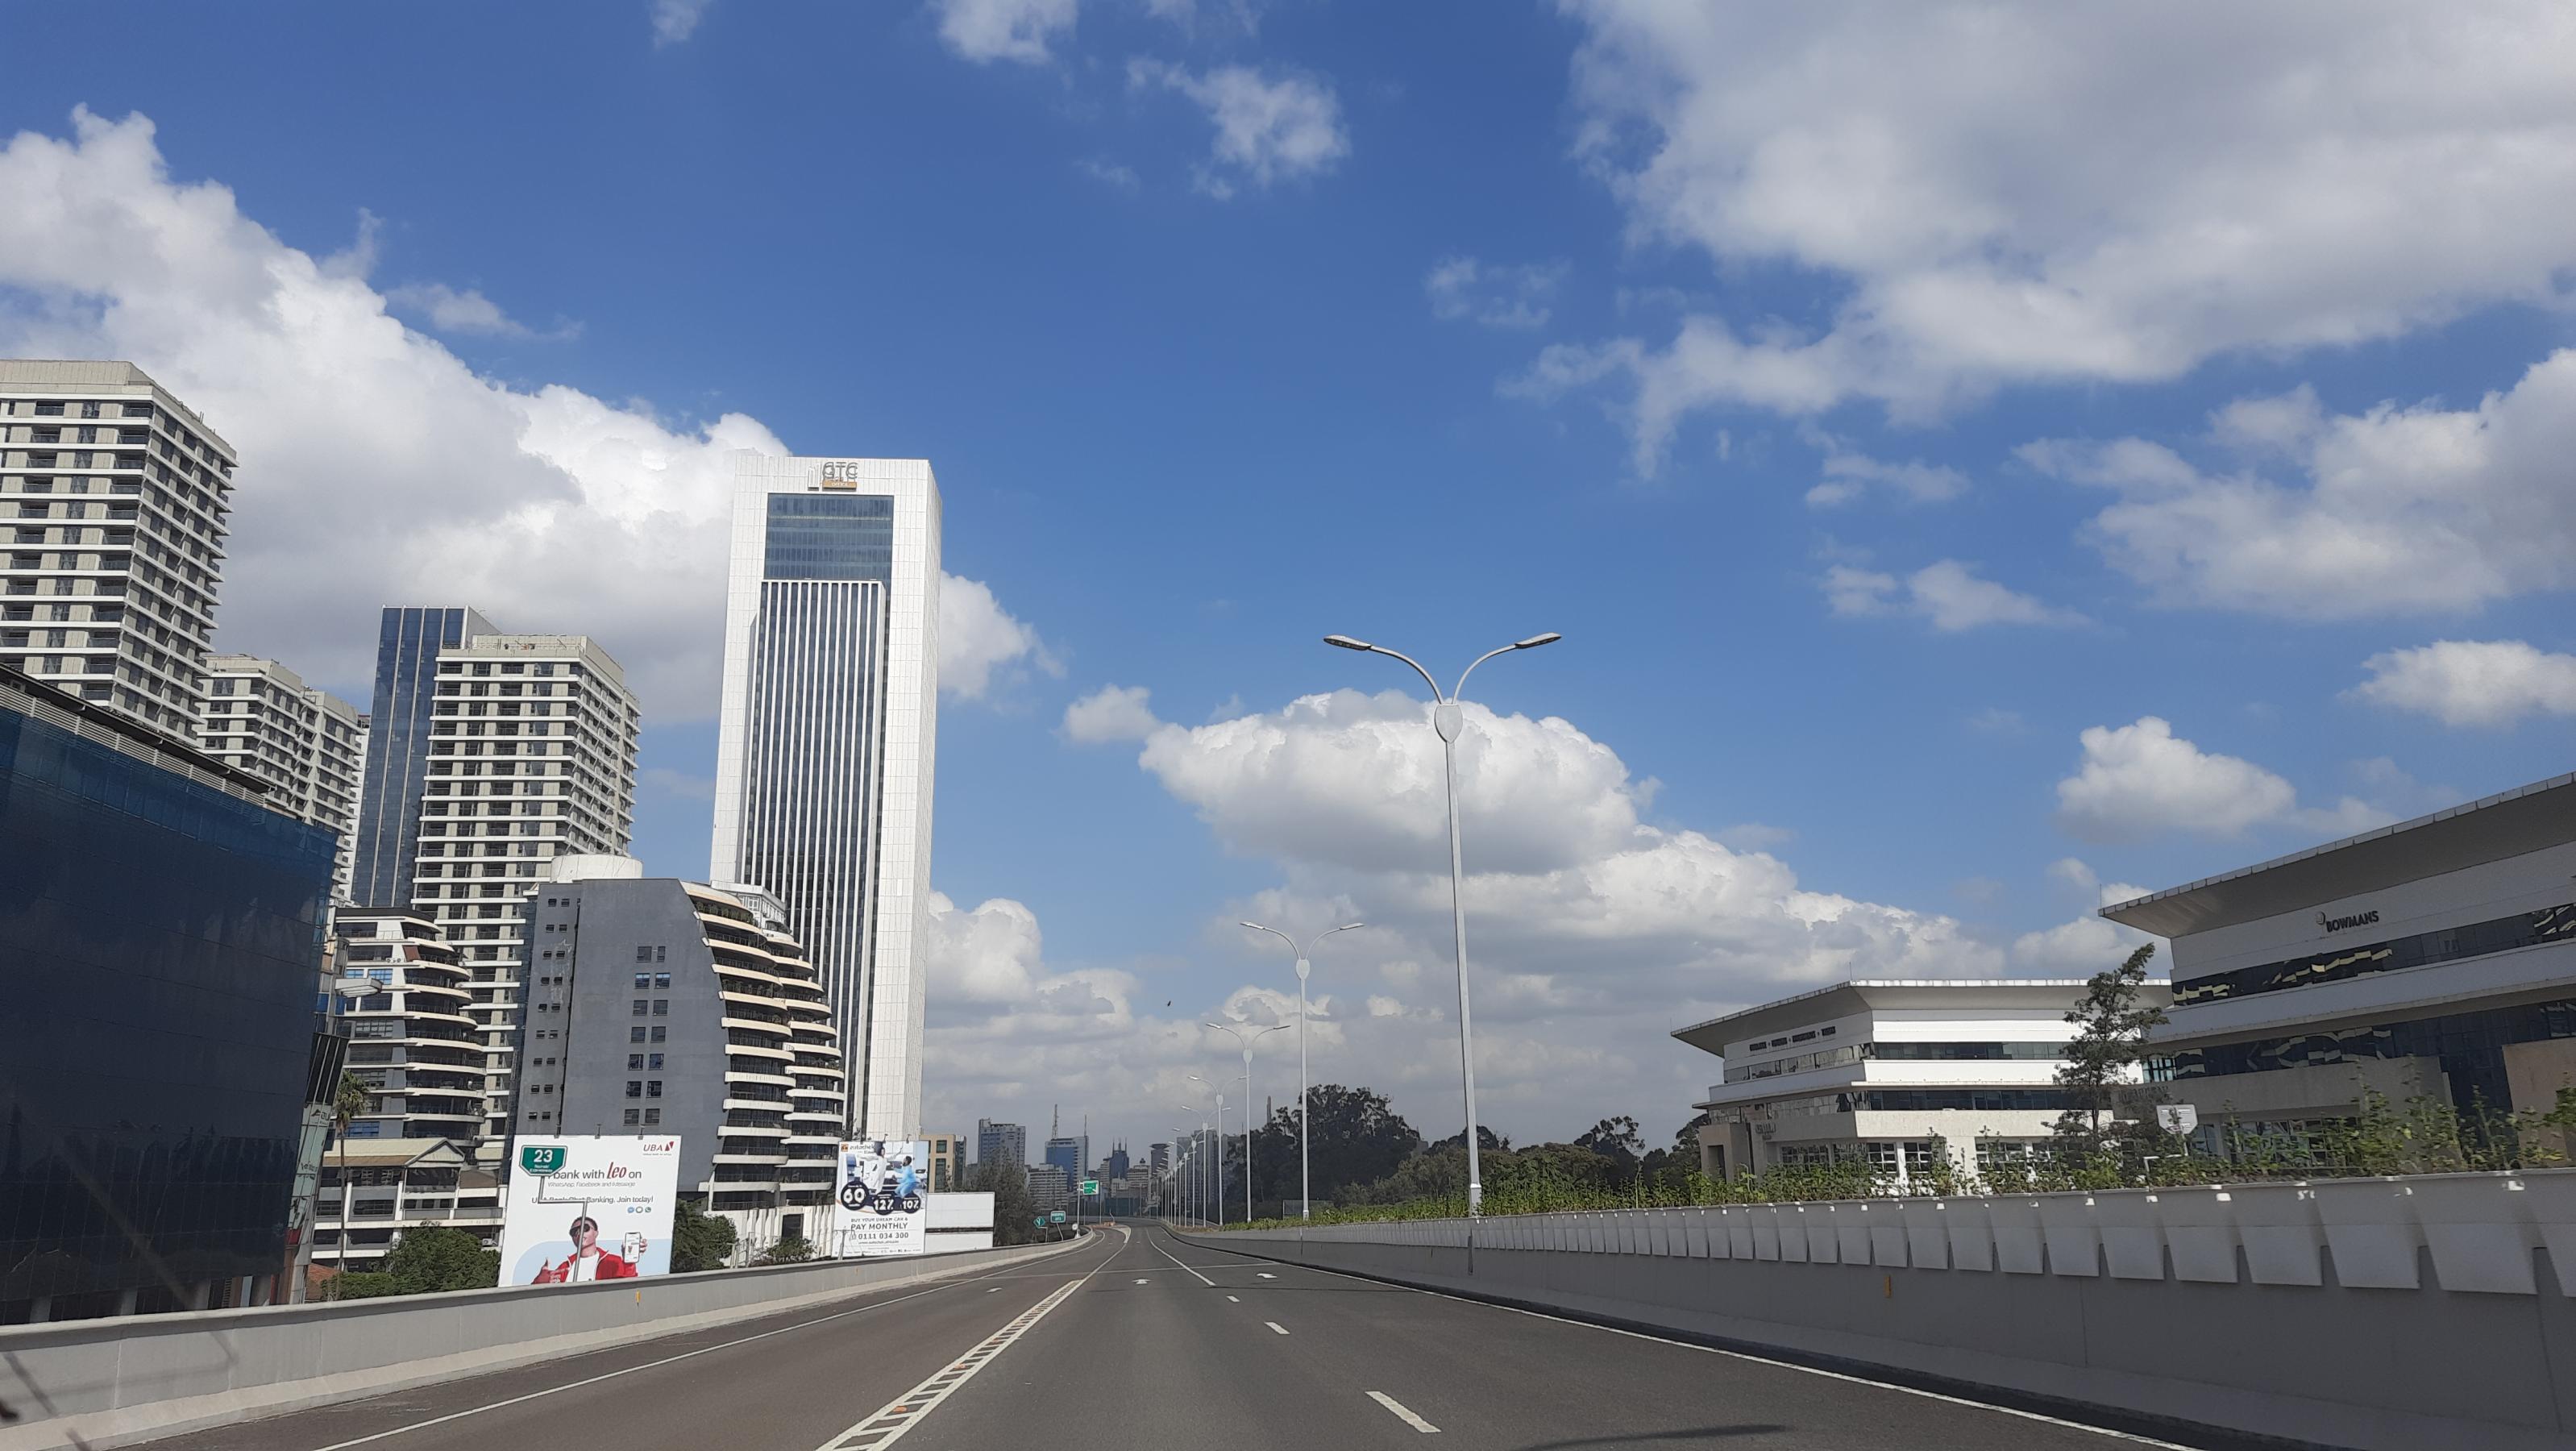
1669 979 2164 1059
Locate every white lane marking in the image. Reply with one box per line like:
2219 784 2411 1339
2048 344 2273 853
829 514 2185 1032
984 1287 1002 1293
816 1229 1123 1451
1135 1278 1150 1284
297 1241 1104 1451
1253 1254 2194 1449
1147 1233 1216 1286
1225 1295 1240 1303
1368 1391 1440 1433
1257 1272 1277 1279
1265 1320 1290 1336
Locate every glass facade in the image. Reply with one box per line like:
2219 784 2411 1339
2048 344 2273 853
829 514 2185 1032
1726 1040 2066 1083
2175 901 2576 1006
349 606 488 908
0 696 337 1321
764 494 895 582
2175 997 2576 1117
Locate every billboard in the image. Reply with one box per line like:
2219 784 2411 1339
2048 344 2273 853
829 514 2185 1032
499 1136 680 1285
833 1138 929 1258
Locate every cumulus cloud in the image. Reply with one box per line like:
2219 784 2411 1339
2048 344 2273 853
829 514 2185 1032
1803 445 1967 509
1822 559 2085 631
933 0 1078 64
0 110 1046 714
2053 717 2411 843
2025 355 2576 620
1062 684 1161 743
2351 639 2576 728
941 575 1060 701
1129 60 1348 197
1425 256 1568 331
1531 2 2576 467
650 0 711 45
2010 861 2157 975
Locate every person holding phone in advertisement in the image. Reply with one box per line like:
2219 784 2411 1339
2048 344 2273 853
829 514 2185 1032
533 1215 642 1283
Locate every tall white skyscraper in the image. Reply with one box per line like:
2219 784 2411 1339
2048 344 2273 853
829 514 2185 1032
0 360 235 746
711 455 940 1138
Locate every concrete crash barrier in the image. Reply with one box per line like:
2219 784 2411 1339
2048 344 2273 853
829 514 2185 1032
1224 1171 2576 1451
0 1236 1088 1451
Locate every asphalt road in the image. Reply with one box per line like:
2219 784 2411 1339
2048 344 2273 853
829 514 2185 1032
143 1222 2228 1451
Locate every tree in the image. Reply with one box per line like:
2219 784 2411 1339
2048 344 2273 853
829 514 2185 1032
324 1070 372 1301
965 1162 1039 1245
1262 1085 1423 1206
380 1227 499 1295
2053 943 2166 1163
671 1198 737 1271
754 1234 816 1265
1574 1116 1645 1187
1428 1125 1512 1154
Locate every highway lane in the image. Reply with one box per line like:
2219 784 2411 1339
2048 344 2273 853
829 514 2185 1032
140 1229 1124 1451
904 1221 2229 1451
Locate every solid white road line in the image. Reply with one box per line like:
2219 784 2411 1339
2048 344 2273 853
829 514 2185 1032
299 1243 1106 1451
1265 1321 1290 1336
814 1227 1124 1451
1261 1254 2196 1449
1147 1233 1216 1286
1367 1391 1441 1433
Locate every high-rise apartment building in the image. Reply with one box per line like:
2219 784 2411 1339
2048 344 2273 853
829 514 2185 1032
512 860 846 1258
710 455 940 1137
351 606 494 909
924 1132 965 1193
0 361 236 747
331 910 485 1142
197 655 368 903
346 611 641 1154
976 1118 1027 1174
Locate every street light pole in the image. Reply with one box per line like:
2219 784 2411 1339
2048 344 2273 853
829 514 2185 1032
1323 630 1560 1217
1204 1022 1287 1223
1174 1100 1211 1227
1188 1072 1249 1226
1241 921 1362 1221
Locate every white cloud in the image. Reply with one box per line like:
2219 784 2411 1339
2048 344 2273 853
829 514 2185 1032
1130 60 1348 197
2351 639 2576 728
1062 684 1161 743
1967 706 2026 735
1804 447 1966 508
2053 717 2407 843
1535 2 2576 467
0 110 1045 715
383 281 576 341
1076 156 1141 191
1822 559 2085 631
2025 355 2576 620
1426 256 1568 331
933 0 1078 64
650 0 711 45
2010 859 2157 974
1713 822 1794 851
941 574 1060 701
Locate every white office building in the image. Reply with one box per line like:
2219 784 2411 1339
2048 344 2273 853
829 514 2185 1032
710 454 940 1138
197 654 368 903
1676 979 2172 1184
0 360 236 747
2104 771 2576 1142
333 910 487 1143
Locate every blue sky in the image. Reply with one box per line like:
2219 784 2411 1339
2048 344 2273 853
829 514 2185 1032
6 1 2575 1154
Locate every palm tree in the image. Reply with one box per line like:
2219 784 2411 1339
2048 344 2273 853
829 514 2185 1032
328 1070 370 1300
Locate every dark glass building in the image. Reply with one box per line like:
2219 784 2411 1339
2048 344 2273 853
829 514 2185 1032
0 666 339 1321
348 605 492 909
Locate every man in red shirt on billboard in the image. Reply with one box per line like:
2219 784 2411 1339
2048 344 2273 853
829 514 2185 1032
532 1216 643 1283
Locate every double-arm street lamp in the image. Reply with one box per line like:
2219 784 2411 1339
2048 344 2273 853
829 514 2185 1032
1174 1101 1211 1226
1239 921 1362 1221
1186 1071 1248 1225
1323 630 1561 1216
1205 1021 1289 1223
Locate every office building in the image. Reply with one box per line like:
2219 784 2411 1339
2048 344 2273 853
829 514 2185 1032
1045 1134 1086 1191
1674 979 2171 1183
350 606 494 909
924 1132 965 1192
2104 771 2576 1143
1 663 339 1321
347 612 641 1150
710 454 941 1137
1026 1164 1070 1214
197 655 367 904
0 361 236 748
1103 1142 1130 1182
512 859 847 1257
1149 1141 1170 1176
976 1118 1027 1175
330 911 485 1141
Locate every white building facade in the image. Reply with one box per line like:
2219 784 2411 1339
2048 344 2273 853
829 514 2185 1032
197 654 368 903
0 360 235 747
333 910 486 1143
710 454 940 1139
1676 979 2171 1184
2105 771 2576 1145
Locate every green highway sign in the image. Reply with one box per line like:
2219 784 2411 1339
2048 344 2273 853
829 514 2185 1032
1034 1216 1047 1228
518 1144 566 1176
1081 1179 1099 1195
1050 1211 1067 1224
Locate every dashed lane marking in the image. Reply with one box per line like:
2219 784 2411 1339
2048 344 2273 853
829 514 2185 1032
1265 1321 1290 1336
1226 1295 1240 1303
1257 1272 1277 1279
1368 1391 1440 1433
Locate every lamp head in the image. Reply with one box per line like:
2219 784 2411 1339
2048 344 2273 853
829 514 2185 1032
1239 921 1265 931
1513 632 1563 650
1322 634 1374 652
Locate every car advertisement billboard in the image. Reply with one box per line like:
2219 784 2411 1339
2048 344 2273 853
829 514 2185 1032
498 1135 680 1285
834 1138 929 1257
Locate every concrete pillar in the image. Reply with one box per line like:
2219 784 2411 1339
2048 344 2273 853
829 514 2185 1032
114 1287 139 1316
